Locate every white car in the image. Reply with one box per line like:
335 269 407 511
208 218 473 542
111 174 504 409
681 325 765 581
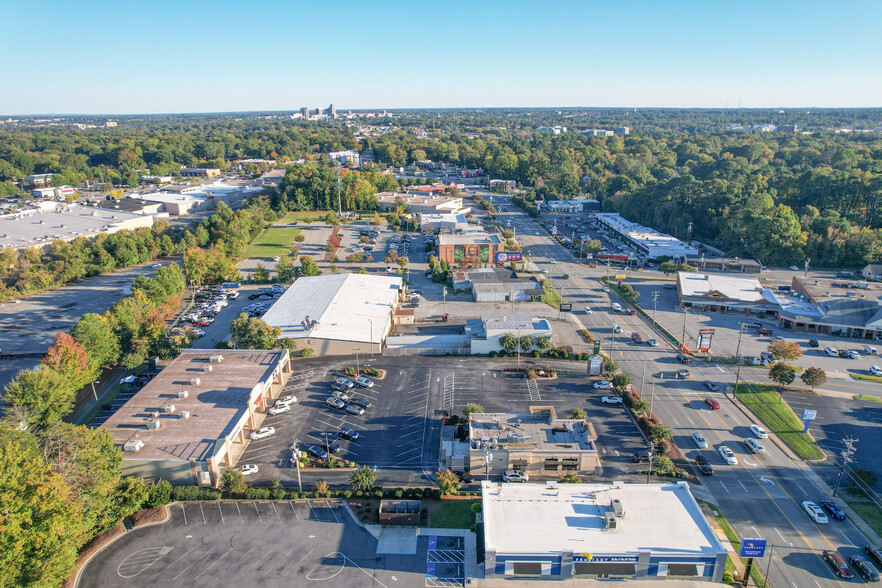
355 376 374 388
541 269 548 274
864 345 878 355
647 339 659 347
789 266 800 271
331 390 350 402
277 395 297 405
802 501 829 524
267 403 290 415
691 432 708 449
239 464 259 476
250 426 275 440
549 258 556 264
273 256 281 261
717 445 738 465
870 365 882 376
503 470 529 482
743 438 765 454
601 396 623 405
152 263 162 268
593 380 613 390
749 424 768 439
584 306 592 314
602 286 610 292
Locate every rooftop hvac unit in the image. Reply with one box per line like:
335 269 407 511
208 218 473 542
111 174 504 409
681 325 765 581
611 499 625 518
179 410 191 419
162 403 175 414
604 513 618 529
149 411 160 418
190 377 201 386
178 390 189 399
209 354 224 363
202 365 213 373
123 438 144 452
146 419 161 430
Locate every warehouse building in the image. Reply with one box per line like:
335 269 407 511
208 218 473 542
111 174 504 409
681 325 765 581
481 481 727 581
594 213 698 260
261 273 403 355
99 349 292 486
0 203 156 251
376 191 470 215
677 272 779 317
441 409 598 477
542 199 600 213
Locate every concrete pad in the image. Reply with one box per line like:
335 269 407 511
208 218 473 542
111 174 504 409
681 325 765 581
375 525 419 554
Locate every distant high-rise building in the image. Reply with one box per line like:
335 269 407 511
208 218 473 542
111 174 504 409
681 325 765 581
324 104 336 119
615 126 630 135
300 106 309 119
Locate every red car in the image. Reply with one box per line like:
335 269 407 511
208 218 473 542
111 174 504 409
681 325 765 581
624 309 637 316
822 550 854 579
193 320 211 327
630 332 644 344
755 328 773 336
704 397 721 410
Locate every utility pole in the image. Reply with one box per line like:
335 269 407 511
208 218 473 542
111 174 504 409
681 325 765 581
334 162 342 217
732 323 747 399
640 358 646 395
833 437 858 497
680 304 689 351
292 441 303 493
804 257 811 278
516 328 521 370
651 290 660 330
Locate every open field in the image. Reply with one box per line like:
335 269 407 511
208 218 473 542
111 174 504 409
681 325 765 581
243 225 302 259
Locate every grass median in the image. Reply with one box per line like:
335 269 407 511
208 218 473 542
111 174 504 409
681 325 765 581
540 279 563 309
850 373 882 384
735 382 825 461
243 225 302 259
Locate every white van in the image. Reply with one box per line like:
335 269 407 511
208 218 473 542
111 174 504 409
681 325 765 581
611 302 622 311
870 365 882 376
824 346 838 357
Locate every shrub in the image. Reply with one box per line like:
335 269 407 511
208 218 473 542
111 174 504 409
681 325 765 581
722 571 734 584
270 488 286 500
172 486 222 501
531 350 540 357
394 488 404 498
355 490 364 498
147 479 173 508
343 490 352 499
373 490 383 498
244 487 271 500
488 351 497 358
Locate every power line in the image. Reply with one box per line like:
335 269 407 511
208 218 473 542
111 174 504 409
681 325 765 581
833 436 858 497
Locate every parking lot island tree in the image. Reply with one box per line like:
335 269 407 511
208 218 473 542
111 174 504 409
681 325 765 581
800 367 827 392
220 469 247 496
768 340 803 363
299 255 322 277
559 473 583 484
229 313 282 349
569 408 587 420
350 465 376 492
612 372 633 392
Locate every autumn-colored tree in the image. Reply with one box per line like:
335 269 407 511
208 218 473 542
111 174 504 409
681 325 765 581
43 332 90 390
767 340 803 362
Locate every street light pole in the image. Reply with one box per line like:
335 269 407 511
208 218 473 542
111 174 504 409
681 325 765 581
733 323 747 399
516 328 521 370
763 542 792 588
368 319 374 356
90 380 99 402
293 441 303 493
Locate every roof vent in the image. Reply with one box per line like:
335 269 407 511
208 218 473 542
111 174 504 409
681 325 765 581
179 410 191 419
162 403 176 414
146 419 161 430
123 438 144 452
209 354 224 363
149 410 160 418
203 365 213 373
190 377 201 386
178 390 189 399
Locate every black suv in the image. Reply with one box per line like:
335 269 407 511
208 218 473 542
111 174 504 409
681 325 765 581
695 455 714 476
676 354 691 364
808 339 820 347
320 439 343 454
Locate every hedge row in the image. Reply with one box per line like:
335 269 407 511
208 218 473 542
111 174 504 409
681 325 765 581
487 349 591 361
168 486 463 502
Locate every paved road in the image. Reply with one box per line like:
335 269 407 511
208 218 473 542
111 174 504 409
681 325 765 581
487 193 881 588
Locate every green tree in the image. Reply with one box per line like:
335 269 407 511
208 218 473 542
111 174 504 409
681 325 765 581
584 239 602 255
602 356 619 375
769 362 796 402
436 469 461 496
221 469 247 495
300 255 322 277
768 340 803 362
569 408 587 420
230 313 281 349
652 455 674 475
463 403 485 421
0 426 82 588
631 398 650 419
612 372 633 392
536 335 552 351
350 465 376 492
294 233 305 243
499 332 518 352
649 423 673 445
275 255 294 283
325 211 339 226
277 338 298 353
253 262 270 282
71 313 120 377
4 368 74 428
800 367 827 392
518 335 534 351
559 472 583 483
301 348 314 357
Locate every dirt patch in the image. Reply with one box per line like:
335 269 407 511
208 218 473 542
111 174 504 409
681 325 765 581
61 523 126 588
346 498 381 525
130 505 169 528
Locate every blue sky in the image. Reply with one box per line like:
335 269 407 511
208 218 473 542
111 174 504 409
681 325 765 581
1 0 880 114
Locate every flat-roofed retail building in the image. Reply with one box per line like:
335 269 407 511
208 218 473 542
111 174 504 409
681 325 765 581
99 349 292 486
482 481 727 582
261 273 403 355
437 232 504 266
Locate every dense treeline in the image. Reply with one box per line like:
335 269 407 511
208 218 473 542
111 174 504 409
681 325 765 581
274 161 399 211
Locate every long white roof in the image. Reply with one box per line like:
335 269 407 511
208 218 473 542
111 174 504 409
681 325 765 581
261 273 402 344
482 481 725 557
678 272 765 302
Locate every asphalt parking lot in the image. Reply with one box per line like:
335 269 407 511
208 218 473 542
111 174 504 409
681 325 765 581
239 356 650 488
77 500 430 588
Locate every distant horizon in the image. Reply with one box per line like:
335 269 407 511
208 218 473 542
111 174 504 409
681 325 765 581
6 105 882 118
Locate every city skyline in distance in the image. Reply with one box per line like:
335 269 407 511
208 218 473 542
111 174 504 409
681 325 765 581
2 0 881 115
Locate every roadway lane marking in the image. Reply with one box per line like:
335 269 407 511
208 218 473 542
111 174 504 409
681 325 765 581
840 531 853 545
739 481 749 493
719 481 730 493
717 366 726 373
794 483 808 496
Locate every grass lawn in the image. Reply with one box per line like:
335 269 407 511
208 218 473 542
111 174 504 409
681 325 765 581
279 211 333 223
243 225 302 259
429 500 479 529
853 394 882 403
850 373 882 383
848 501 882 537
735 382 825 461
540 279 564 309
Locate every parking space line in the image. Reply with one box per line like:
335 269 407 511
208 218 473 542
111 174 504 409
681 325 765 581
326 500 340 523
271 501 282 523
236 501 243 523
194 547 234 580
289 500 300 521
181 503 188 525
200 502 206 524
252 501 262 522
235 548 277 578
171 550 214 581
217 502 225 524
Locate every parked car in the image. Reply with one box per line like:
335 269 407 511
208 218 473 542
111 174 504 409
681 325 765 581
825 346 839 357
695 455 714 476
453 471 474 484
601 396 623 405
819 499 847 521
866 545 882 567
676 354 691 364
326 397 345 410
822 550 854 579
250 426 275 440
503 470 529 482
240 464 258 476
593 380 613 389
633 450 652 463
345 403 365 416
330 390 350 402
267 403 291 416
808 339 820 347
848 350 860 359
277 395 297 405
802 501 829 524
320 439 343 454
838 349 852 358
676 369 691 379
848 555 880 582
354 376 375 388
350 397 373 409
865 345 879 355
717 445 738 465
305 445 328 460
584 306 592 314
871 365 882 376
338 427 359 441
691 432 708 448
334 377 355 390
743 424 766 439
703 380 719 392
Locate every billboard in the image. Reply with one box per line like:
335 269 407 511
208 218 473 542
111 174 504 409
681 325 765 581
454 244 490 264
698 328 715 351
588 355 603 375
560 303 572 312
739 537 767 558
496 251 523 263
